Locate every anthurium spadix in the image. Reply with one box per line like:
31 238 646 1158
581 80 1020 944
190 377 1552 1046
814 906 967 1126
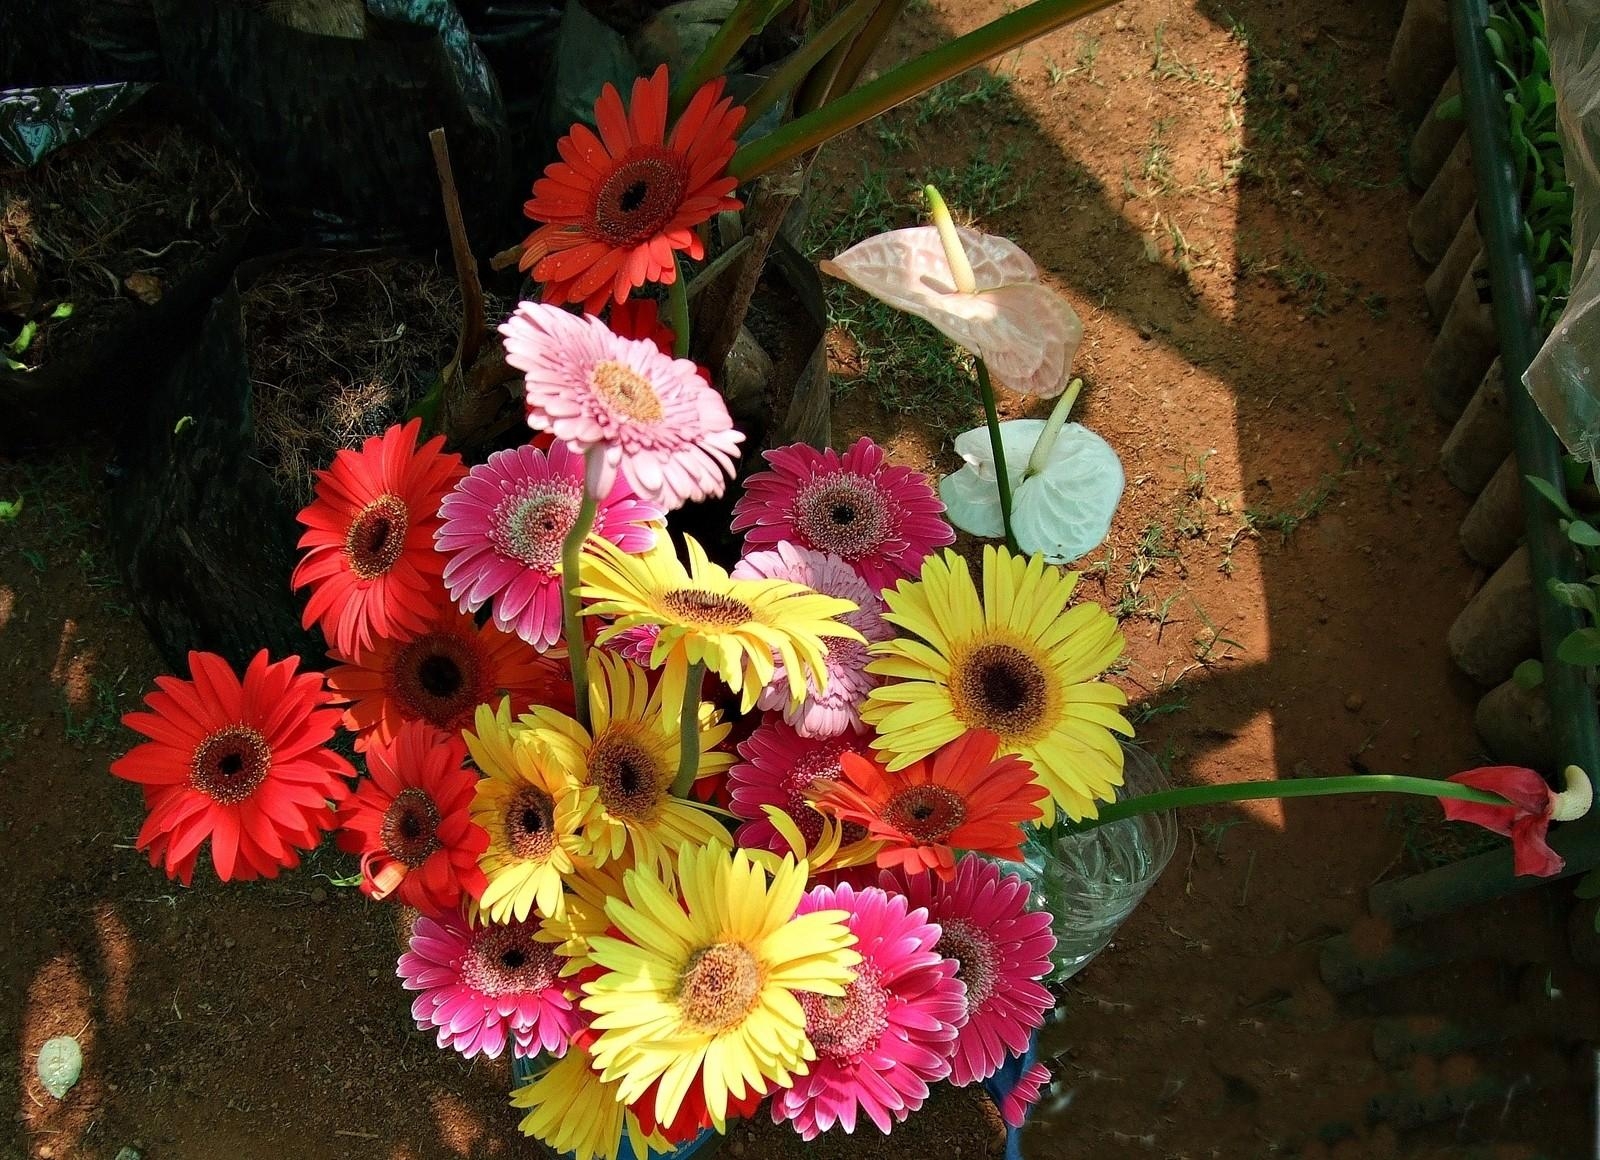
819 212 1083 399
941 381 1124 563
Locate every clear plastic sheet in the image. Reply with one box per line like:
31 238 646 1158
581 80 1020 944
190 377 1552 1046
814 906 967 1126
0 82 149 168
1524 1 1600 464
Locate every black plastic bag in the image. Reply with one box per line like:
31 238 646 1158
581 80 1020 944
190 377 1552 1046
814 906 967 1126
0 0 161 89
152 0 511 245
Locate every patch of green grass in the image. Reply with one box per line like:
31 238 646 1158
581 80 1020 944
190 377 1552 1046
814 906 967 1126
914 69 1014 126
1243 474 1338 541
1111 521 1181 620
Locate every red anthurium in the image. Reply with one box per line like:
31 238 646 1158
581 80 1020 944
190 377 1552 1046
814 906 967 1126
1442 764 1592 878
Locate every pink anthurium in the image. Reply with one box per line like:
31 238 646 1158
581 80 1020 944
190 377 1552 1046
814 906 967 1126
1441 764 1592 877
819 220 1082 399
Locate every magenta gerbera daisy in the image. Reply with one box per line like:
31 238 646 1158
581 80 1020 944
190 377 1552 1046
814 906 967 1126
435 441 661 650
397 909 579 1060
880 855 1055 1086
600 622 660 666
730 438 955 591
1000 1061 1053 1128
773 883 966 1139
731 543 891 737
500 302 743 511
728 715 875 856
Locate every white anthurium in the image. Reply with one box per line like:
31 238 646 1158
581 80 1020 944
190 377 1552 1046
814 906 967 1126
819 214 1083 398
941 386 1124 563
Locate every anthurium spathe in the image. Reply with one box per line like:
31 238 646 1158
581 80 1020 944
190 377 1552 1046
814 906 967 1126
819 214 1082 399
1442 764 1591 877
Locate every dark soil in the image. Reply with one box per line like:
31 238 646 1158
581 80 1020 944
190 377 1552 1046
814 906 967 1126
713 1083 1006 1159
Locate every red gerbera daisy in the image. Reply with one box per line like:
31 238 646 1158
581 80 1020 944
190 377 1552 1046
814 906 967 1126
326 600 572 751
336 720 489 912
111 650 351 885
518 65 745 313
292 419 466 658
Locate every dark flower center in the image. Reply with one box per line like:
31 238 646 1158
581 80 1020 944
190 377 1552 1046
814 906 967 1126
590 147 690 248
677 942 763 1032
793 475 891 561
800 963 889 1059
490 479 582 572
937 918 996 1011
462 925 559 997
778 743 870 848
883 784 968 842
661 588 753 629
191 725 272 804
345 493 410 580
954 642 1049 737
391 631 483 732
380 787 442 868
587 730 663 821
504 785 557 861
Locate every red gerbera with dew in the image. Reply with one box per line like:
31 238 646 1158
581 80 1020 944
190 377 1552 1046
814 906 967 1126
519 65 744 313
398 908 579 1059
111 650 351 885
728 715 876 856
326 599 571 752
292 419 465 658
336 721 489 913
878 855 1055 1086
815 730 1046 879
607 298 677 354
731 437 955 591
773 883 966 1139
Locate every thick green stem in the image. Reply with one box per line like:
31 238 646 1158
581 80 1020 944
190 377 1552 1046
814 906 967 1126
671 0 797 116
1060 775 1513 835
731 0 1117 179
819 0 907 106
976 360 1019 554
668 256 691 359
670 662 708 797
560 482 599 732
744 0 880 122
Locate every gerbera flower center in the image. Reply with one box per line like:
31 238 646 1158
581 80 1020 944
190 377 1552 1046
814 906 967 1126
591 360 665 422
782 744 869 847
190 724 272 804
936 918 997 1010
590 148 690 248
587 730 665 821
380 787 442 868
504 785 557 861
951 641 1049 737
793 475 891 561
491 479 583 572
882 783 968 842
463 925 560 997
344 493 411 580
660 588 753 628
798 962 889 1060
676 941 763 1033
392 632 482 730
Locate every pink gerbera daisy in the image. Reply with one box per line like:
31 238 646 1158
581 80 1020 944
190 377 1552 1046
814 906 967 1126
880 855 1055 1086
1000 1061 1053 1128
500 302 743 511
728 715 875 855
731 543 892 737
730 438 955 591
600 622 660 666
398 909 579 1060
773 884 966 1139
435 441 661 650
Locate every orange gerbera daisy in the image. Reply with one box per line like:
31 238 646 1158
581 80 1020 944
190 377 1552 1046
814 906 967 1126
327 601 571 751
292 419 465 658
813 729 1045 878
518 65 744 313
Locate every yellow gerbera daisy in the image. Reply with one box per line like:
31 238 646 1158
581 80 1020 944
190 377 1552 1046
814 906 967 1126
523 649 731 870
535 860 637 977
583 845 860 1130
512 1046 671 1160
863 544 1132 824
464 699 591 924
580 534 863 716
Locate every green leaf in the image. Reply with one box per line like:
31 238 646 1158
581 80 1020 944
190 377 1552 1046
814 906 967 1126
50 302 73 320
0 496 21 522
1576 867 1600 899
1568 520 1600 547
1549 579 1598 614
7 319 38 354
36 1036 81 1100
1435 94 1463 121
1526 473 1577 519
1512 657 1545 690
173 415 194 436
1557 627 1600 666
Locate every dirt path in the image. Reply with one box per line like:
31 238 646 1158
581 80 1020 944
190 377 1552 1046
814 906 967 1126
0 0 1582 1157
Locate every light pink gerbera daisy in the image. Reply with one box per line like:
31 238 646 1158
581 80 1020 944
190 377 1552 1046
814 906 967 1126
880 855 1055 1086
728 715 876 855
730 543 891 737
600 622 660 666
773 883 966 1139
499 302 743 511
730 438 954 591
434 441 661 650
397 909 579 1060
1000 1061 1053 1128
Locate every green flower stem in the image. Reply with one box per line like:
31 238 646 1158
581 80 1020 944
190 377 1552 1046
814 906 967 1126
670 0 795 116
976 359 1020 555
670 662 708 798
744 0 880 122
560 481 599 732
668 255 691 359
1058 775 1514 835
730 0 1118 179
